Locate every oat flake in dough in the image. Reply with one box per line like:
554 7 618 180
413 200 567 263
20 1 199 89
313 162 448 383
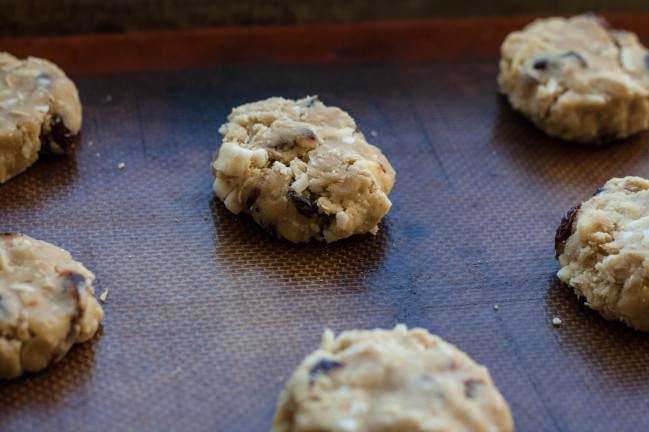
273 325 513 432
0 52 82 183
556 176 649 331
499 14 649 144
0 233 104 379
211 96 395 243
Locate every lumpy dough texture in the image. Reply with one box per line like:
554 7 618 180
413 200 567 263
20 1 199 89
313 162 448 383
211 96 396 243
556 177 649 331
0 52 82 183
499 14 649 144
273 325 513 432
0 233 104 379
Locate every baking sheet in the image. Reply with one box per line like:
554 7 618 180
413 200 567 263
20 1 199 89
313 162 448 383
2 60 649 431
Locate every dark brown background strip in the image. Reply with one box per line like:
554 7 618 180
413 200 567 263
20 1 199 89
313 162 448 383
2 0 649 36
1 15 649 74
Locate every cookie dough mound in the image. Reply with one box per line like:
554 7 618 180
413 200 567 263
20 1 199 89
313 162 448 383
0 52 82 183
0 233 104 379
556 176 649 331
273 325 513 432
211 96 395 243
499 14 649 144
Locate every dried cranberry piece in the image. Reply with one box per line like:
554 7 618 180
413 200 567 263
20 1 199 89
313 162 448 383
555 204 581 259
532 58 548 70
287 189 318 217
309 359 344 380
40 114 77 154
50 115 75 149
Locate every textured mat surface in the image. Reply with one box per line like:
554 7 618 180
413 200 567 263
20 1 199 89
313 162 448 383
2 61 649 432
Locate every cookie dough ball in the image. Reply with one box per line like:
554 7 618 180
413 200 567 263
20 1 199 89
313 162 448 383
0 233 104 379
499 14 649 144
0 52 82 183
273 325 513 432
555 176 649 331
211 96 396 243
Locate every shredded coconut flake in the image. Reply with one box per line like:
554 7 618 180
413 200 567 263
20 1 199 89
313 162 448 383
99 288 109 303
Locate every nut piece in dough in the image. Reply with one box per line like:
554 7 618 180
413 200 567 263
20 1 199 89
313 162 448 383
211 96 396 243
499 14 649 144
556 176 649 331
0 52 82 183
0 233 104 379
273 325 513 432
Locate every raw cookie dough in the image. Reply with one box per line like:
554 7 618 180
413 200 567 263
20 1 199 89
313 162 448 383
0 52 82 183
0 233 104 379
499 14 649 144
273 325 513 432
211 96 395 243
556 176 649 331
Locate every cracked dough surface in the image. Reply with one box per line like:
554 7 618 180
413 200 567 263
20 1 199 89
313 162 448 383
211 96 395 243
556 176 649 331
0 233 103 379
499 14 649 144
0 52 82 183
273 325 513 432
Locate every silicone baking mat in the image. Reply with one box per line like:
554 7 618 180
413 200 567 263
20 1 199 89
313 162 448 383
2 60 649 431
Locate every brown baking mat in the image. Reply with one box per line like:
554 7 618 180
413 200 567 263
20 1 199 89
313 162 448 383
2 60 649 432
